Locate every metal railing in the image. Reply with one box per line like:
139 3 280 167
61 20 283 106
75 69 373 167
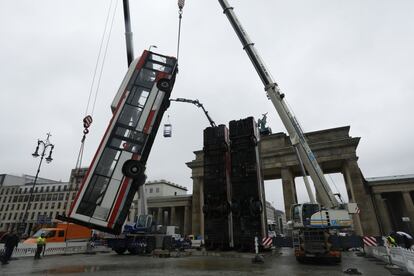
0 241 110 258
365 245 414 274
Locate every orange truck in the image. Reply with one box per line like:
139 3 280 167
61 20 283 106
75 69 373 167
24 223 92 244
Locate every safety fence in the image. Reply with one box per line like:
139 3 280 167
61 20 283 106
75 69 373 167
365 245 414 275
0 241 110 258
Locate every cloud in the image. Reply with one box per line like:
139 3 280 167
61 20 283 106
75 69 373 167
0 0 413 212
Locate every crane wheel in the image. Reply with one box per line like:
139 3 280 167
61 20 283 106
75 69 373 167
157 78 171 92
122 160 145 180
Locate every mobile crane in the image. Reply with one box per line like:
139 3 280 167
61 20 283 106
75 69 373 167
218 0 357 262
63 0 357 259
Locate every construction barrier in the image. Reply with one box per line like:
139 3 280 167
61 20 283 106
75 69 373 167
0 241 110 258
273 237 293 248
365 245 414 275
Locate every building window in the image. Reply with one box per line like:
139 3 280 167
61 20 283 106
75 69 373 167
40 187 44 192
13 213 17 220
0 205 3 211
46 194 52 201
39 203 43 209
57 186 61 192
11 204 14 210
41 194 46 201
46 187 49 192
35 194 40 201
45 203 49 209
51 186 55 192
156 188 160 193
34 203 37 209
57 202 61 209
52 194 58 201
149 188 153 193
35 187 38 193
31 212 35 220
58 193 64 200
8 213 12 220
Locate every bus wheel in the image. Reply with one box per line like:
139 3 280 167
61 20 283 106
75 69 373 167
122 160 145 180
157 78 171 92
114 247 127 255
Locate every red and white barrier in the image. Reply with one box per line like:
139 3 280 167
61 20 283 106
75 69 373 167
262 237 273 247
363 236 377 247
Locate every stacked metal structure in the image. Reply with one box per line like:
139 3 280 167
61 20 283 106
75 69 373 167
229 117 267 251
202 125 233 250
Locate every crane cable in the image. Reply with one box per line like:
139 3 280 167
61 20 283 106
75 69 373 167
176 0 185 60
74 0 118 172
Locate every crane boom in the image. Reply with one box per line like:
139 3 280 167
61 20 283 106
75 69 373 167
218 0 339 208
170 98 217 127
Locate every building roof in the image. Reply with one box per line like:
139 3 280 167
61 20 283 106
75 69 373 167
366 174 414 185
146 179 188 191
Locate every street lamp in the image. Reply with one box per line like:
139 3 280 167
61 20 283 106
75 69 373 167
19 133 55 235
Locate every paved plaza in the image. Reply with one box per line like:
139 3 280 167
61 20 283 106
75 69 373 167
0 248 400 276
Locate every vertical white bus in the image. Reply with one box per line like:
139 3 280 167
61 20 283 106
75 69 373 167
62 50 178 234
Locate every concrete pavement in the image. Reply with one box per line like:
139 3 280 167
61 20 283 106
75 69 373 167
0 248 397 275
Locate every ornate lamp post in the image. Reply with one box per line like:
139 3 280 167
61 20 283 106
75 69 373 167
19 133 55 235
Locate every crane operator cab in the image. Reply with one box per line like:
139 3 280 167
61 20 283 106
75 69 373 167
63 50 178 234
292 203 353 229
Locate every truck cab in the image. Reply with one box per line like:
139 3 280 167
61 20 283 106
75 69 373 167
24 223 91 244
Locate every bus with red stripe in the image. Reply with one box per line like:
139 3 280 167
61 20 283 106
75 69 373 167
61 50 178 234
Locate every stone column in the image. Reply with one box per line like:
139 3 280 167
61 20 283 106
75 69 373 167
157 208 163 225
170 206 176 226
343 159 380 236
402 191 414 232
184 206 190 236
191 176 204 237
281 168 297 221
187 150 204 237
374 194 393 235
342 166 363 236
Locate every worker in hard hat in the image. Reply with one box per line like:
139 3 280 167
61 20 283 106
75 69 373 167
34 233 46 259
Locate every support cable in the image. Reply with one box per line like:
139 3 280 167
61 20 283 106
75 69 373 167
75 0 117 172
91 0 119 116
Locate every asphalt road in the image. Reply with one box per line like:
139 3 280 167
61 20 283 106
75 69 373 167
0 248 397 276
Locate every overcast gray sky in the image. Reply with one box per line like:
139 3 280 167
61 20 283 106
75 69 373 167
1 0 413 212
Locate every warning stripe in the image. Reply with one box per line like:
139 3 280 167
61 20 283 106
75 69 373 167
262 237 273 247
363 236 377 247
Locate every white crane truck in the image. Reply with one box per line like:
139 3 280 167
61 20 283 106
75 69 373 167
218 0 357 262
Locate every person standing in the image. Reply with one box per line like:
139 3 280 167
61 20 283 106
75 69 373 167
34 233 46 259
1 231 19 265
